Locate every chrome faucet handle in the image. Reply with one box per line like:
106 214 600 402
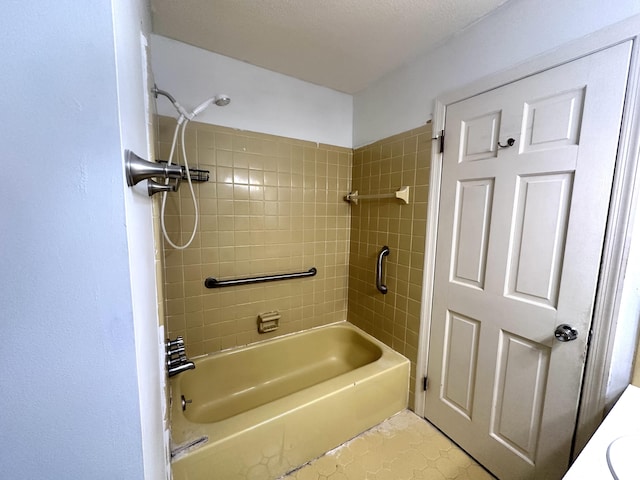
167 354 188 368
166 336 184 349
167 345 186 357
147 179 177 197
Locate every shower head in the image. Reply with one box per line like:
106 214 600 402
214 95 231 107
191 95 231 117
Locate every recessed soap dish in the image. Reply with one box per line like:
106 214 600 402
258 311 280 333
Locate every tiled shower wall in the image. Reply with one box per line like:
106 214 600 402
156 116 352 356
347 124 432 407
156 116 431 405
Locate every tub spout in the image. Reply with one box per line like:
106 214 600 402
168 360 195 377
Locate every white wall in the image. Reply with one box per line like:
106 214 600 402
0 2 150 478
151 34 353 148
353 0 640 147
113 0 169 478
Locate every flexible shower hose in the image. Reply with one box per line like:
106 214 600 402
160 117 198 250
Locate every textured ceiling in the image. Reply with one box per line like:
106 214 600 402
150 0 510 94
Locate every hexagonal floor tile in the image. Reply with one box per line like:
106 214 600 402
280 410 495 480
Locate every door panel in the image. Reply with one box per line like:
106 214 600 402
425 42 631 479
452 179 494 289
506 173 573 307
521 88 585 152
460 111 501 162
491 331 550 462
442 311 481 418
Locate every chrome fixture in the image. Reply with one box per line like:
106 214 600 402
166 337 185 349
125 150 182 196
213 95 231 107
555 324 579 342
204 267 317 288
376 246 390 294
151 84 178 105
181 395 192 412
166 336 195 377
151 84 231 121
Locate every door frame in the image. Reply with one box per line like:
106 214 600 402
415 15 640 458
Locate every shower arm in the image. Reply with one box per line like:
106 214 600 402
152 84 177 105
152 84 190 119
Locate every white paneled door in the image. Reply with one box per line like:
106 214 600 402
425 42 632 479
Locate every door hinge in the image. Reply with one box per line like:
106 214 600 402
423 376 428 391
433 130 444 154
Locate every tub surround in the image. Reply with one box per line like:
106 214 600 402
157 117 431 404
170 321 410 480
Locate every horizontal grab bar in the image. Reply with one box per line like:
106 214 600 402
204 267 317 288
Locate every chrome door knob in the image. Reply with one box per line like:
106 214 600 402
555 324 578 342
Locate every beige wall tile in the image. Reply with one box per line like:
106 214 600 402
157 117 352 356
347 123 432 407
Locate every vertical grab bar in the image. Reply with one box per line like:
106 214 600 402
376 246 390 294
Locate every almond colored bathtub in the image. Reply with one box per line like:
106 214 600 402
170 321 409 480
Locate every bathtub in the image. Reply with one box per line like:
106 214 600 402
169 321 410 480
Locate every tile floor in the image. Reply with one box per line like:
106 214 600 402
280 410 495 480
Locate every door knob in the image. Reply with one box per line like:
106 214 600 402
555 324 578 342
